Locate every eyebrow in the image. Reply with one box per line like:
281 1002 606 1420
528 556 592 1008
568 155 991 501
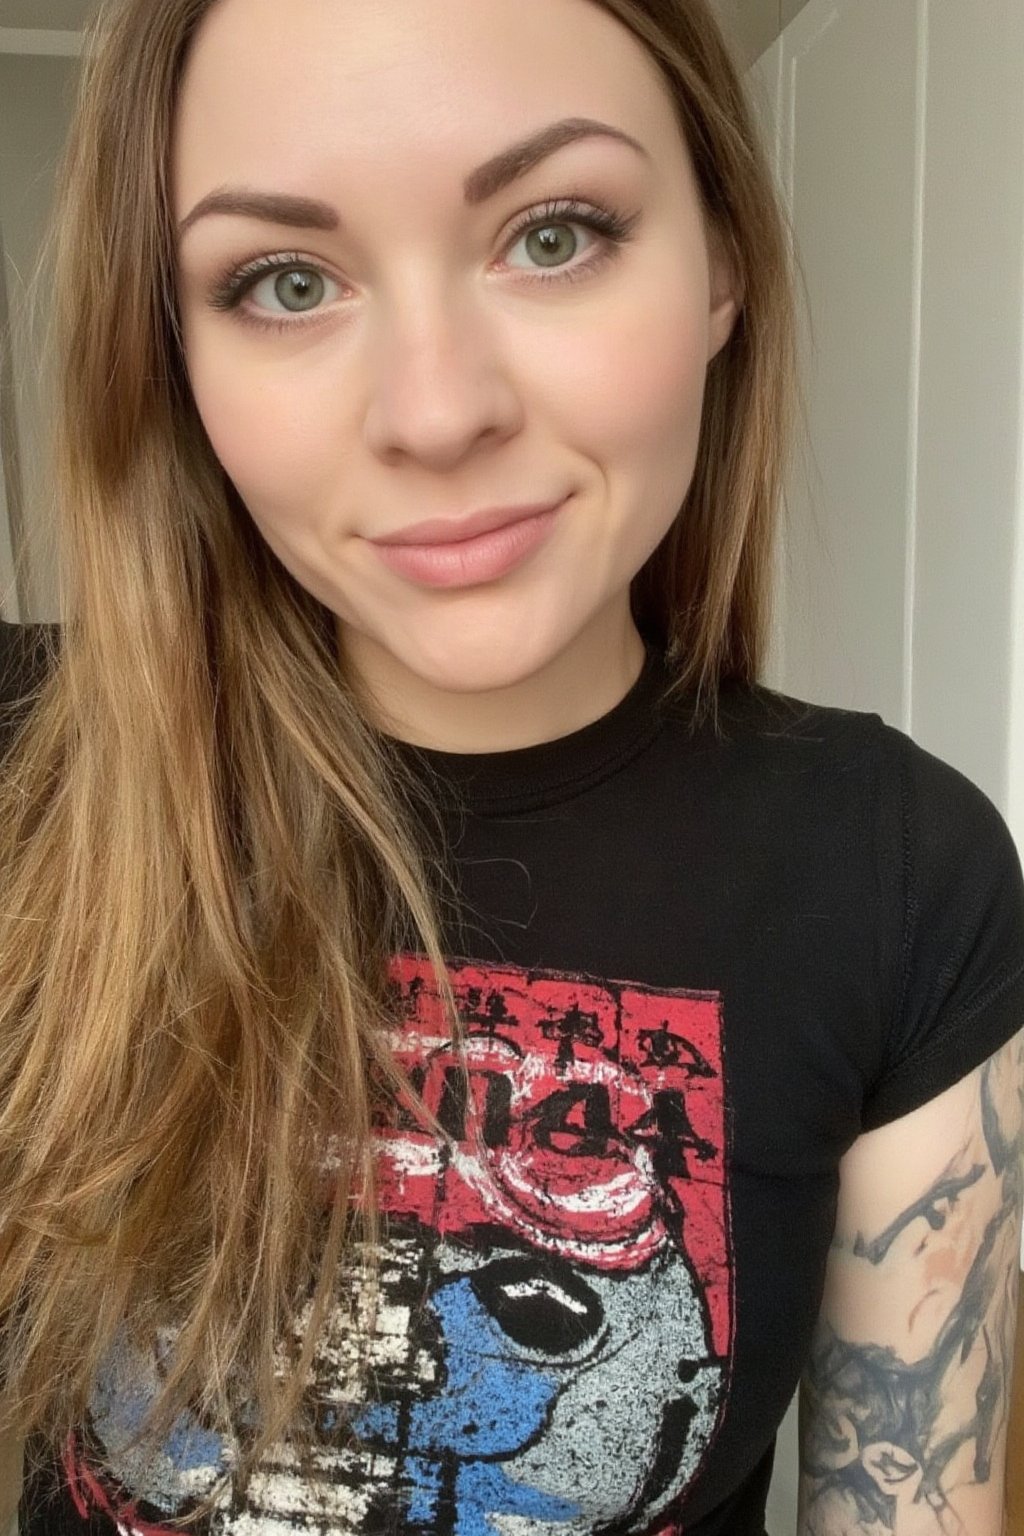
176 116 649 243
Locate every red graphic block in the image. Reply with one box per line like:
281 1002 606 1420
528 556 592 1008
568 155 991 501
375 955 732 1358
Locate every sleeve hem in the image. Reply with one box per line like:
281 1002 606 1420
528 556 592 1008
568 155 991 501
861 957 1024 1132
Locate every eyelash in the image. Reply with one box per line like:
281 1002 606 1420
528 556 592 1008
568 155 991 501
205 197 640 334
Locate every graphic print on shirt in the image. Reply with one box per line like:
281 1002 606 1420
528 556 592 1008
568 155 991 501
59 956 734 1535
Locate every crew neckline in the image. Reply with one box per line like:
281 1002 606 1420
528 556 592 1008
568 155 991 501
385 643 681 816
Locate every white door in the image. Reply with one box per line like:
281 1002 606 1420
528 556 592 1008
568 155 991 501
749 2 1024 1528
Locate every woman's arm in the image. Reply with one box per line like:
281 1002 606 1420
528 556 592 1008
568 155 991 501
798 1027 1024 1536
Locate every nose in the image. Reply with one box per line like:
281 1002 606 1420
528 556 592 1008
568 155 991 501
361 277 524 471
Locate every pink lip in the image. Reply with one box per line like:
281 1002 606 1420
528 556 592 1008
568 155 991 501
367 499 567 590
372 500 566 547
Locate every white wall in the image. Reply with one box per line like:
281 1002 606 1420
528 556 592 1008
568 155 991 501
1009 130 1024 881
712 0 815 69
0 222 18 622
758 0 1024 807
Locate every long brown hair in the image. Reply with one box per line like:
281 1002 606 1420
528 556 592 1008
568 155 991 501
0 0 797 1518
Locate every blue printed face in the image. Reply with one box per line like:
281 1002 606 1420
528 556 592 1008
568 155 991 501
343 1232 723 1534
83 1226 723 1534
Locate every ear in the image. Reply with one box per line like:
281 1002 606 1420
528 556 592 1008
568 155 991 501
706 223 743 363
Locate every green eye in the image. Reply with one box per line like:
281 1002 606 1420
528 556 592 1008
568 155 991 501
206 197 640 334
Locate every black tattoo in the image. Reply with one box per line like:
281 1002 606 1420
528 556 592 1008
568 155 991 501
799 1033 1024 1535
852 1162 987 1266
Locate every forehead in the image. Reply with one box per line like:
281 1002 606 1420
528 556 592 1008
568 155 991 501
172 0 687 213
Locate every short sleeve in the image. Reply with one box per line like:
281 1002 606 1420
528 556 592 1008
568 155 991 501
861 722 1024 1132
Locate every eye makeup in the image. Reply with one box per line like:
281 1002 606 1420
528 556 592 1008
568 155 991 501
203 195 642 335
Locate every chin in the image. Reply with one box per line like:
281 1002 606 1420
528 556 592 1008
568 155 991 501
398 649 551 698
365 613 570 698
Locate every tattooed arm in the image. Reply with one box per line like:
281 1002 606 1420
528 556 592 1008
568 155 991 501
797 1027 1024 1535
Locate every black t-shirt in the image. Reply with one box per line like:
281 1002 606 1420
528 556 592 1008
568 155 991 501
8 620 1024 1536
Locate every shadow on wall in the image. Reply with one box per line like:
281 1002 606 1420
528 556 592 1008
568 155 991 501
0 46 81 624
710 0 813 68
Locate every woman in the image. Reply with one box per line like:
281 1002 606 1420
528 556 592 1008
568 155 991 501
1 0 1022 1531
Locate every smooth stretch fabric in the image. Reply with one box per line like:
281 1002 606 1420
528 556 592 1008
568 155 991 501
7 620 1024 1536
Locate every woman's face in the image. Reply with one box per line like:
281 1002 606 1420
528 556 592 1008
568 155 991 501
172 0 740 738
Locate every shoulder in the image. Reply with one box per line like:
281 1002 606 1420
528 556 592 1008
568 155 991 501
677 679 890 799
655 676 1013 872
739 676 1024 955
698 678 885 758
713 683 1024 1039
714 680 1010 830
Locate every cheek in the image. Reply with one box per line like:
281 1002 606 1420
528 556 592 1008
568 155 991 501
547 274 710 535
546 262 707 437
184 327 337 511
